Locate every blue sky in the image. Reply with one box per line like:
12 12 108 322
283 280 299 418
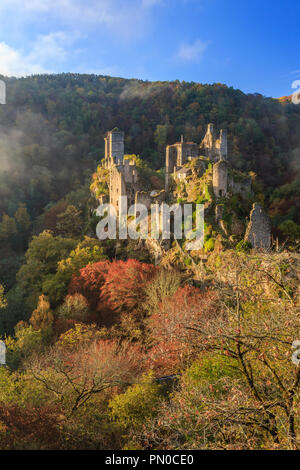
0 0 299 97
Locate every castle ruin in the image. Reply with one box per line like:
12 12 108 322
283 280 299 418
100 123 270 250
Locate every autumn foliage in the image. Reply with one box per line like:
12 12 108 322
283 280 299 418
146 286 220 374
103 259 157 313
0 404 62 450
68 259 157 326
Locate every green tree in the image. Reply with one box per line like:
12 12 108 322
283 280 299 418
14 203 31 250
278 220 300 243
154 124 169 154
15 204 31 233
0 284 7 309
55 205 82 238
57 294 89 322
30 294 54 331
16 231 76 310
0 214 17 242
109 372 164 430
42 237 108 305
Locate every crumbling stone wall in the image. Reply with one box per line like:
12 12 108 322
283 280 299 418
135 190 166 210
165 139 198 191
229 176 252 198
200 124 227 161
200 123 216 158
244 203 271 250
219 129 228 160
109 158 140 211
109 165 125 212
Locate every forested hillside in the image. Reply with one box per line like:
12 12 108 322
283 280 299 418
0 73 299 225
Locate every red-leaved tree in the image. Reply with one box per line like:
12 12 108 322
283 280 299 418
29 337 145 416
147 286 220 374
68 259 157 326
0 404 62 450
103 259 157 313
68 260 115 325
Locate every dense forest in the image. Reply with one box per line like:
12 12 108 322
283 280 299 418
0 74 299 450
0 73 300 219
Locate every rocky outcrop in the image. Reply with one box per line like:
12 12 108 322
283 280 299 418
244 203 271 250
145 238 170 265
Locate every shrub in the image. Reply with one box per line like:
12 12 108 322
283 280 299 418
30 295 54 331
236 240 252 253
204 237 215 252
57 294 89 322
109 372 164 430
144 268 181 315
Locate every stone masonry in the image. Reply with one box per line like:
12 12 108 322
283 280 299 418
244 203 271 250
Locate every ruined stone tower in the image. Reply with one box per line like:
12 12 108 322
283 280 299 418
165 136 198 191
104 128 124 168
213 160 228 197
109 158 139 212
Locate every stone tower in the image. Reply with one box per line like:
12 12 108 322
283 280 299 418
104 128 124 167
213 160 228 197
109 158 138 212
165 136 198 191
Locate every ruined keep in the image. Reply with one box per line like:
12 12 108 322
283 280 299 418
244 203 271 250
104 124 252 211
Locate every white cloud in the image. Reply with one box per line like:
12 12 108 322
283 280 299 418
0 0 162 32
29 31 82 63
177 39 209 62
0 32 80 77
0 42 46 77
0 0 166 76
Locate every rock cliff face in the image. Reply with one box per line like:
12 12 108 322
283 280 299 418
245 203 271 250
